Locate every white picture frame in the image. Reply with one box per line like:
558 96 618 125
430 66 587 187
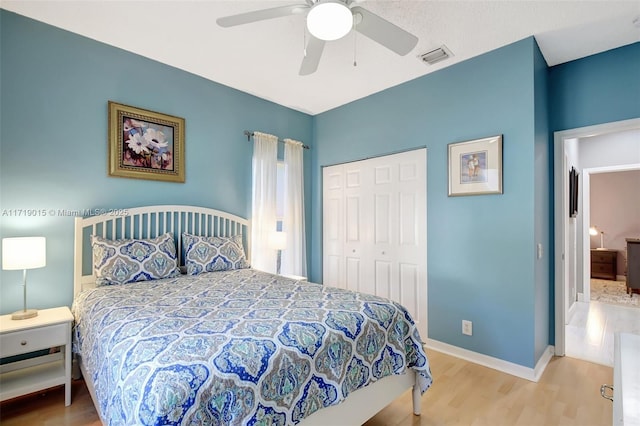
448 135 503 196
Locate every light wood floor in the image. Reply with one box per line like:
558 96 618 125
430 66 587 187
0 349 613 426
364 350 613 426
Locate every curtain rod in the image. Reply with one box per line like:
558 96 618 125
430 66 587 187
243 130 310 150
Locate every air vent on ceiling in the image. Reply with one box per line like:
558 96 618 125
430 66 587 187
419 45 453 65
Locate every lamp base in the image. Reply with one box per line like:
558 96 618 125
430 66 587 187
11 309 38 320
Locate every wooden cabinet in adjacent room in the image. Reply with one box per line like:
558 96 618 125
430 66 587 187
626 238 640 296
590 249 617 280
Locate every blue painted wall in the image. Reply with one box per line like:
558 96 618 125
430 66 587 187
310 38 544 368
549 42 640 131
533 41 551 362
0 10 312 313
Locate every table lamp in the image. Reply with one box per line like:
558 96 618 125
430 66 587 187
270 231 287 275
2 237 46 320
589 226 605 249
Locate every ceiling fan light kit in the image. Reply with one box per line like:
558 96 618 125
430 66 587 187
307 0 353 41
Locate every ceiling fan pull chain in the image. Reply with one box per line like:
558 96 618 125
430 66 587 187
303 24 307 57
353 31 357 67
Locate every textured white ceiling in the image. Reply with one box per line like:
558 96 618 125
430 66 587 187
3 1 639 115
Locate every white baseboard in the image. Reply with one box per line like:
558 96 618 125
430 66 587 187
425 339 554 383
568 300 577 321
577 292 585 302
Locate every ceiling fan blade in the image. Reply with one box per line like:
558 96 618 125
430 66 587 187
351 6 418 56
217 4 308 28
299 36 326 76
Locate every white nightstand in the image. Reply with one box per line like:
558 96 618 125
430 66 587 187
0 306 74 406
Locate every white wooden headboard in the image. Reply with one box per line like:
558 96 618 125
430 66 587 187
74 205 250 296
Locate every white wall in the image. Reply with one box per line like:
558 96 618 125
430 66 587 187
580 129 640 168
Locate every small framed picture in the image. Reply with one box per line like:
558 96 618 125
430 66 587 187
569 166 579 217
108 101 185 183
448 135 503 196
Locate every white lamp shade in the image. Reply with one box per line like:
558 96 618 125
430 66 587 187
307 0 353 41
2 237 46 270
270 232 287 250
589 227 598 236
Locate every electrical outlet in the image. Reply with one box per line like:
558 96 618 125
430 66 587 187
462 320 473 336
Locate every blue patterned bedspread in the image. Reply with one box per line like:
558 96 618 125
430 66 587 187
72 269 432 425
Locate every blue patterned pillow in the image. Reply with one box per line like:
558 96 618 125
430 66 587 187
91 233 180 286
183 233 249 275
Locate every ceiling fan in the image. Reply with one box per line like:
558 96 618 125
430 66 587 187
216 0 418 76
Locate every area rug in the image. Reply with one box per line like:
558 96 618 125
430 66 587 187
590 279 639 308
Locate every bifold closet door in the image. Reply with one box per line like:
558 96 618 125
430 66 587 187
322 148 427 338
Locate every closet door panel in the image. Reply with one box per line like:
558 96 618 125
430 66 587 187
374 194 391 245
399 192 417 247
375 260 392 299
345 196 361 243
399 262 420 326
346 256 361 292
323 167 344 288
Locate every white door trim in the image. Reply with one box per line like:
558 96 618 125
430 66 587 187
554 117 640 356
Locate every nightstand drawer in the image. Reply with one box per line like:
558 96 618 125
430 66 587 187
591 249 617 280
592 252 615 263
592 263 614 275
0 323 68 358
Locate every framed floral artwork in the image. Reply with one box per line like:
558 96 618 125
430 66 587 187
448 135 503 196
108 101 185 182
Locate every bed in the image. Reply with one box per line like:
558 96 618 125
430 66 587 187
72 205 432 425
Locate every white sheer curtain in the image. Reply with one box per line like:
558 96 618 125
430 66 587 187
281 139 307 277
250 132 278 273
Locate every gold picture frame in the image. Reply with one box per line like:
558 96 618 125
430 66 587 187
448 135 503 196
108 101 185 183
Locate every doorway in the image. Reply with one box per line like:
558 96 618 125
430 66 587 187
554 118 640 357
581 166 640 301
